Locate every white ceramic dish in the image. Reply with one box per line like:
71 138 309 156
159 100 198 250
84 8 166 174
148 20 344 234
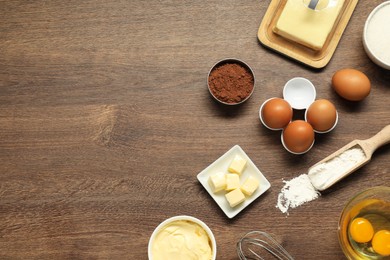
148 215 217 260
363 1 390 70
197 145 271 218
283 77 316 110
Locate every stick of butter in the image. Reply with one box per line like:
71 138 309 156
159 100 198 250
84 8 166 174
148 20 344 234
241 175 259 196
225 188 246 207
274 0 345 50
208 172 226 193
228 155 247 175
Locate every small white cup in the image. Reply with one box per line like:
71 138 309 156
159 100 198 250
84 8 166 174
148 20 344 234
283 77 316 110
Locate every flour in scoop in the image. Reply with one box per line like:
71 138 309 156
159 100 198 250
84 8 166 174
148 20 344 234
308 148 366 190
276 174 320 214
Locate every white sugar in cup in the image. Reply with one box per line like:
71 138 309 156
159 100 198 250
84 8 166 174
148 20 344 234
363 1 390 70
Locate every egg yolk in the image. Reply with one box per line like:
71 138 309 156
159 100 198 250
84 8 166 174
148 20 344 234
349 218 374 243
372 230 390 256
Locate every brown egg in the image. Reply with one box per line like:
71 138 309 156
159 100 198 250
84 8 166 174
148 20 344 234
261 98 292 129
332 69 371 101
282 120 314 154
306 99 337 132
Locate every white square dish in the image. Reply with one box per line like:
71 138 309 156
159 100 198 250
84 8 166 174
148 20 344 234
197 145 271 218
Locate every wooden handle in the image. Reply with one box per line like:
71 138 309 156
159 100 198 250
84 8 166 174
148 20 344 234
362 124 390 157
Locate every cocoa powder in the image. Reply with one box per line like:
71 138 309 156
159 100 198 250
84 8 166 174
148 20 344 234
208 62 254 104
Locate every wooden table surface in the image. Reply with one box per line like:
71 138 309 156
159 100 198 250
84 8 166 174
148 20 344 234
1 0 389 259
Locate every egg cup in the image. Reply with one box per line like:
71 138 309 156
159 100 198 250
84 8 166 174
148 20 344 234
280 126 315 155
259 97 293 130
305 104 339 134
283 77 316 110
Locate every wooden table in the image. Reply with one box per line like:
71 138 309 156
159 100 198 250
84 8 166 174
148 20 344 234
1 0 389 259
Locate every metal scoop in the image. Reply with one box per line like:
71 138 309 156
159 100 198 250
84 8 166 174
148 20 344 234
308 124 390 191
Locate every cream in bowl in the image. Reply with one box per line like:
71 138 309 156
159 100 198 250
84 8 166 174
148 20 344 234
148 215 216 260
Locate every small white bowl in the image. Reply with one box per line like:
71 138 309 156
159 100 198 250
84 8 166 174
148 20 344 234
148 215 217 260
283 77 316 110
363 1 390 70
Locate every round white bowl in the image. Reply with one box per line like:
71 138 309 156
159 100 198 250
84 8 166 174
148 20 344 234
148 215 217 260
283 77 316 110
363 1 390 70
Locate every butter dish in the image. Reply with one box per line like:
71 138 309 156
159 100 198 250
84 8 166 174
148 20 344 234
197 145 271 218
258 0 359 68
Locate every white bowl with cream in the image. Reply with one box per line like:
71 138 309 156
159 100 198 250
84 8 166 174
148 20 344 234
363 1 390 70
148 215 217 260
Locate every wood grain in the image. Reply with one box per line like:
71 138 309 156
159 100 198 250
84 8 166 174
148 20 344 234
1 0 389 259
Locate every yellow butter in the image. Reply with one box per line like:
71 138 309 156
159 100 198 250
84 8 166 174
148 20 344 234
225 188 245 207
241 175 259 196
274 0 345 50
208 172 226 193
228 155 247 175
225 173 240 191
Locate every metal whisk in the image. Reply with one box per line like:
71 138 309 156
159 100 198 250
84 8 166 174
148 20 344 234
237 231 294 260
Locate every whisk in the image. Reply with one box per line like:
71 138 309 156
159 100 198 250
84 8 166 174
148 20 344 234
237 231 294 260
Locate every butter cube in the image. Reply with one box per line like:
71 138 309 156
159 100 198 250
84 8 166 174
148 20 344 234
228 155 247 175
225 173 240 191
208 172 226 193
273 0 345 50
225 188 246 207
241 175 259 196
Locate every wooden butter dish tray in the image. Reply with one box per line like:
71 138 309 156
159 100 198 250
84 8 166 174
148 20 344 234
258 0 359 69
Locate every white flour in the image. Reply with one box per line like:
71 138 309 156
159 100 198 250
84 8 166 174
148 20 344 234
276 147 366 214
366 4 390 64
276 174 320 214
308 148 366 190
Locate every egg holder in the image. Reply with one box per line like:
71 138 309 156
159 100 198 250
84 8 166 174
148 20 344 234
259 77 338 154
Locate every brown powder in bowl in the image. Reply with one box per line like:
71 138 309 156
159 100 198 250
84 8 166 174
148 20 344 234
208 62 254 104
